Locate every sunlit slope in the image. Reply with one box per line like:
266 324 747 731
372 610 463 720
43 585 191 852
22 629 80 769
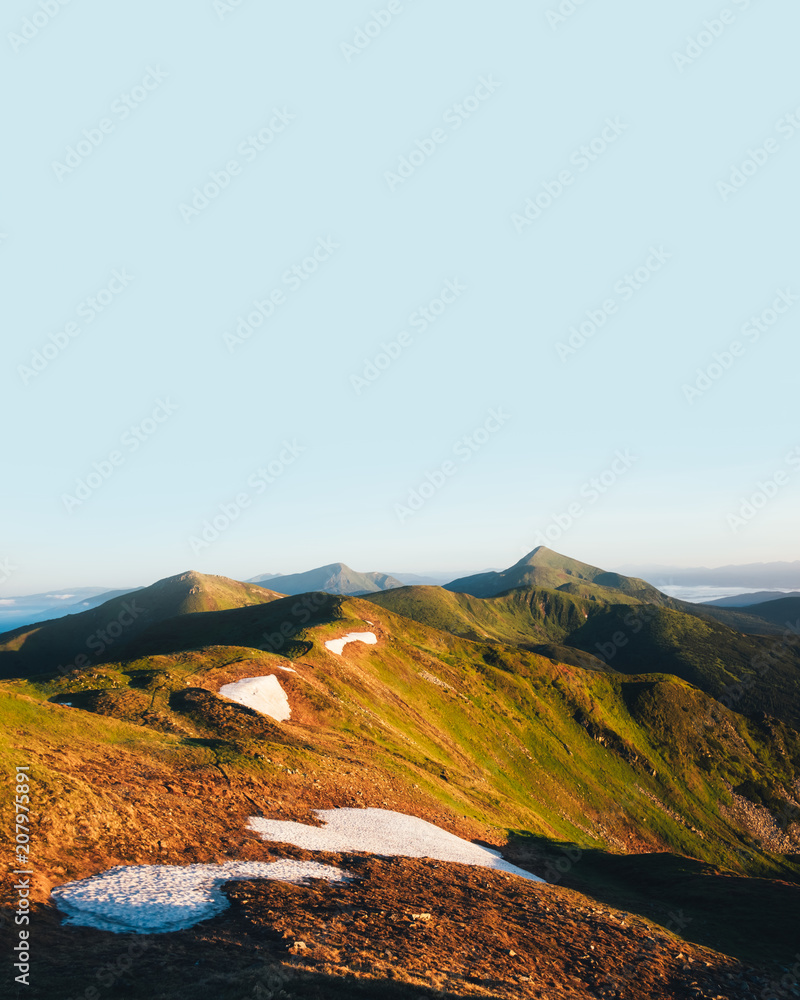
0 571 284 678
368 583 800 728
366 584 617 650
445 545 673 603
15 593 800 878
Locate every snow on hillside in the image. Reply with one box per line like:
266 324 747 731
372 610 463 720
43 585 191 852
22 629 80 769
51 809 542 934
219 675 291 721
324 632 377 655
248 808 543 882
51 860 349 934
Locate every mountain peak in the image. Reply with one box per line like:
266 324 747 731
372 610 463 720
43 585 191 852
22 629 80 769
248 563 403 597
0 570 284 676
512 546 601 576
446 547 669 602
515 545 556 565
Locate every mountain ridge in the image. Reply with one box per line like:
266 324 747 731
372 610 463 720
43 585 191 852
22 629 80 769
3 548 800 993
445 545 675 604
0 570 283 678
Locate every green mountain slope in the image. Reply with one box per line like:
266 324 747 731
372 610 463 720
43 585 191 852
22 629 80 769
3 581 800 982
445 546 673 604
8 592 799 878
366 585 613 667
675 600 783 636
369 581 800 727
443 547 782 639
742 595 800 628
0 571 284 679
565 604 800 727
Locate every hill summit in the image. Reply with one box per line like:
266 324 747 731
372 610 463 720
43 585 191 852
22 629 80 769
0 570 283 678
249 562 403 596
445 546 669 602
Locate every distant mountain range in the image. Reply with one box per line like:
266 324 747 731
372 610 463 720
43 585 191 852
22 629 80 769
617 559 800 590
0 586 141 634
389 572 456 587
6 549 800 639
248 562 404 596
704 590 800 607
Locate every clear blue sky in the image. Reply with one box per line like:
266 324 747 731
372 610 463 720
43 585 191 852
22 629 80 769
2 0 799 594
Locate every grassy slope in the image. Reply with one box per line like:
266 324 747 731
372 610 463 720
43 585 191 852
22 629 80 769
674 599 784 636
443 546 784 639
368 584 800 727
444 546 672 603
0 572 283 678
565 604 800 728
3 591 800 975
365 585 608 646
5 596 799 877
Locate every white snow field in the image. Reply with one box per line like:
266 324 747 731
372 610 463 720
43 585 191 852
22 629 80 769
323 631 378 655
218 675 291 721
248 808 543 882
51 860 350 934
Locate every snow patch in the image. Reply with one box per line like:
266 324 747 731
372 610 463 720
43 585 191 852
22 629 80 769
276 665 296 673
51 860 349 934
324 632 377 655
248 808 543 882
219 675 290 721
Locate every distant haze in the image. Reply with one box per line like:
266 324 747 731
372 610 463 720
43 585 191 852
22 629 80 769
618 561 800 590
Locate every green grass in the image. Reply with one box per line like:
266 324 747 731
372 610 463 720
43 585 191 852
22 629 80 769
3 589 799 905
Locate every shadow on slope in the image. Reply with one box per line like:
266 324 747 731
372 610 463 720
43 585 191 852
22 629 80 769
565 604 800 728
504 831 800 969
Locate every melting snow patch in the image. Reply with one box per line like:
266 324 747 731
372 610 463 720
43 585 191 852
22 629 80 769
51 860 349 934
324 632 377 655
248 808 543 882
219 675 290 721
277 665 296 673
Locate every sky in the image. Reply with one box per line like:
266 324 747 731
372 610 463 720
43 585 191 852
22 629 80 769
2 0 799 595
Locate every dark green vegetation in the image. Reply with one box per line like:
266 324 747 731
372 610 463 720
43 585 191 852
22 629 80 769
4 578 800 877
564 604 800 727
743 595 800 627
